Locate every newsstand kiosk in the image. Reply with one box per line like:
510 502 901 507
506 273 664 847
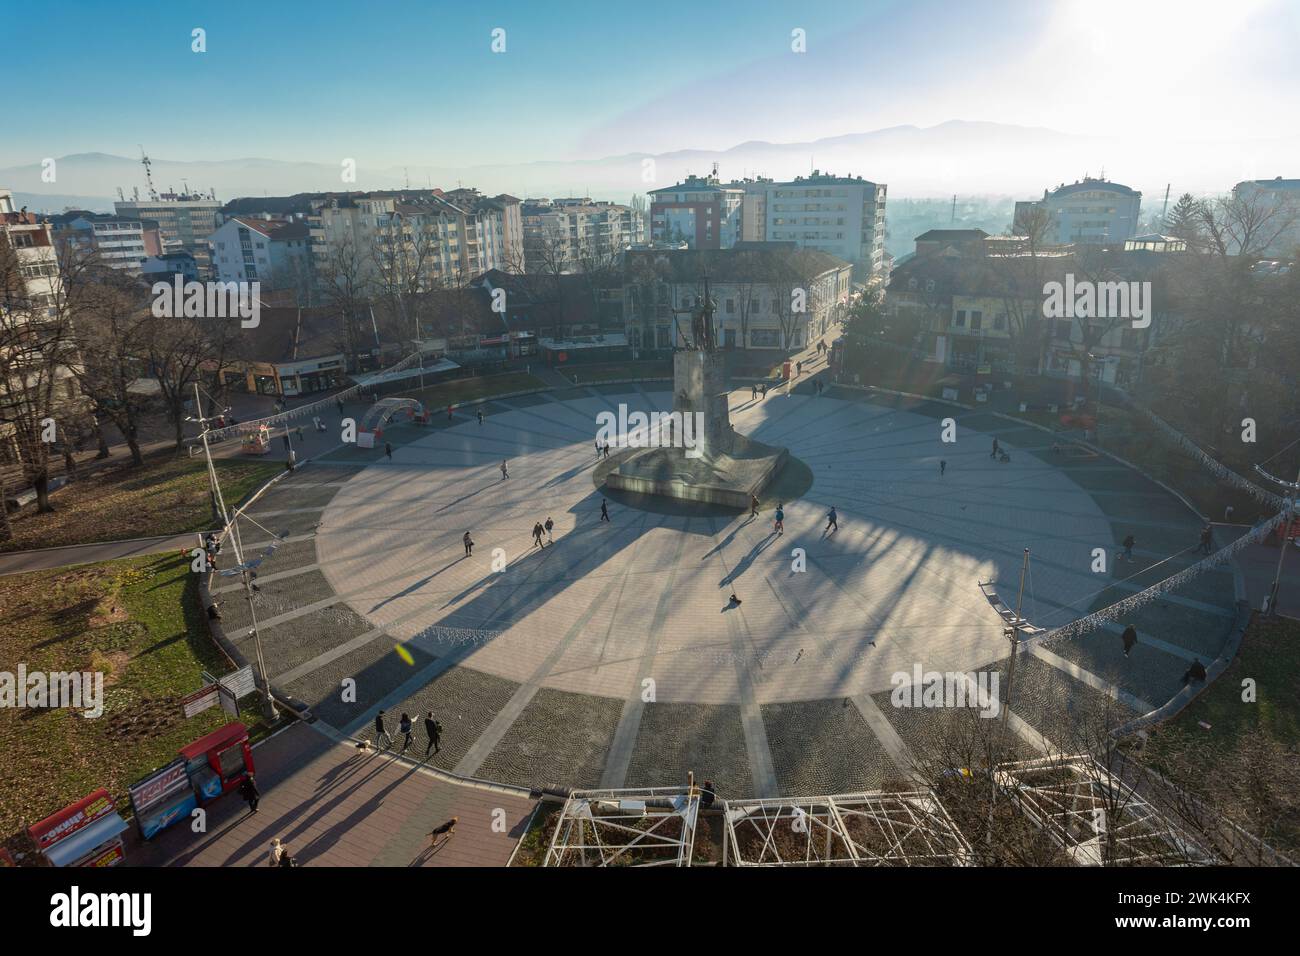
28 789 129 867
129 722 254 839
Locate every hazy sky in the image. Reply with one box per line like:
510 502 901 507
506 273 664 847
5 0 1297 168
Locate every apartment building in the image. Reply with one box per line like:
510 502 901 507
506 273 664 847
765 172 887 279
1231 177 1300 257
521 197 645 270
115 191 222 272
308 188 521 293
50 211 161 273
648 175 744 250
209 215 312 290
1014 178 1142 245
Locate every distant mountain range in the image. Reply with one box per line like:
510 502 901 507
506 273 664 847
3 121 1294 213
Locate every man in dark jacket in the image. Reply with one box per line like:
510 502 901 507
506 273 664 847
424 712 442 756
239 774 260 814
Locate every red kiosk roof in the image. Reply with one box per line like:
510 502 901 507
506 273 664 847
179 721 248 759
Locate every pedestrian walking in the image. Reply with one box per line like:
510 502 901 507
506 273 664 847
239 773 260 814
545 516 554 543
603 442 610 459
990 438 1000 459
1198 525 1213 555
269 838 285 867
399 712 414 752
750 494 760 517
751 383 758 400
501 459 509 479
600 499 611 523
1121 534 1135 562
939 459 947 476
825 506 838 534
374 710 394 749
424 712 442 755
1121 625 1137 658
532 522 545 548
595 439 601 457
463 531 474 556
385 441 392 460
477 409 484 426
1224 505 1235 523
775 504 785 535
447 404 454 422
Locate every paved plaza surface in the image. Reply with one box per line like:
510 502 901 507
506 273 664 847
130 722 535 867
214 377 1240 800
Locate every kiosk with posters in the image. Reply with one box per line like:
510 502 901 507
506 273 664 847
28 789 129 867
130 722 254 839
181 721 253 802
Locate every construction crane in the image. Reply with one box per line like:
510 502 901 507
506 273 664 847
139 145 158 201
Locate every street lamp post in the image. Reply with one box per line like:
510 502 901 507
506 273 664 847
1254 463 1300 617
190 384 279 721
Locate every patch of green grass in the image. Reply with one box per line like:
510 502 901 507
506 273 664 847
0 452 281 553
0 552 270 841
395 371 547 409
559 361 671 384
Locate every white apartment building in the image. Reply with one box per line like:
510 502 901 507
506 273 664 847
50 212 156 273
309 189 520 292
209 215 312 288
522 198 645 270
1015 178 1142 245
765 172 887 278
1 188 60 316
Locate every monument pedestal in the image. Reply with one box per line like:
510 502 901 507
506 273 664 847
604 350 788 510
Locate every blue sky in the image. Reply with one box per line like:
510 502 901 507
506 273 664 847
6 0 1297 168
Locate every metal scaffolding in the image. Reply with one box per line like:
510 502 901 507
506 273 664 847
543 786 700 867
722 791 972 867
994 755 1215 866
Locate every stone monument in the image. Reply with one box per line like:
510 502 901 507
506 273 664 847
604 277 788 509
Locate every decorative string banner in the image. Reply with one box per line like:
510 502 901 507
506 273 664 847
201 350 427 442
1038 512 1287 646
1137 406 1285 508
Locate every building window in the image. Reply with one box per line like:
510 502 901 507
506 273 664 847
954 310 967 328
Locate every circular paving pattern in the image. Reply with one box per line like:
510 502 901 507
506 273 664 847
220 381 1240 798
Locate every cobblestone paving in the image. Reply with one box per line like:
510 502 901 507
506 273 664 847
369 664 521 772
762 698 898 794
218 568 336 631
624 702 753 799
222 390 1239 799
478 688 623 791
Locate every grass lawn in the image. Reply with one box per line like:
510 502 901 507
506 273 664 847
1141 613 1300 854
0 452 281 554
558 361 671 384
395 370 546 409
0 552 270 849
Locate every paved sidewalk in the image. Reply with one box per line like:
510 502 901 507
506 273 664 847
129 721 537 867
0 532 202 577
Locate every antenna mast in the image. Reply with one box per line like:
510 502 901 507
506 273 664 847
139 145 158 201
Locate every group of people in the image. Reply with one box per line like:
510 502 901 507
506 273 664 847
594 440 611 459
532 517 556 548
373 709 443 756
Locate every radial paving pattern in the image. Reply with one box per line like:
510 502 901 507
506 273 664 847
216 381 1239 798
